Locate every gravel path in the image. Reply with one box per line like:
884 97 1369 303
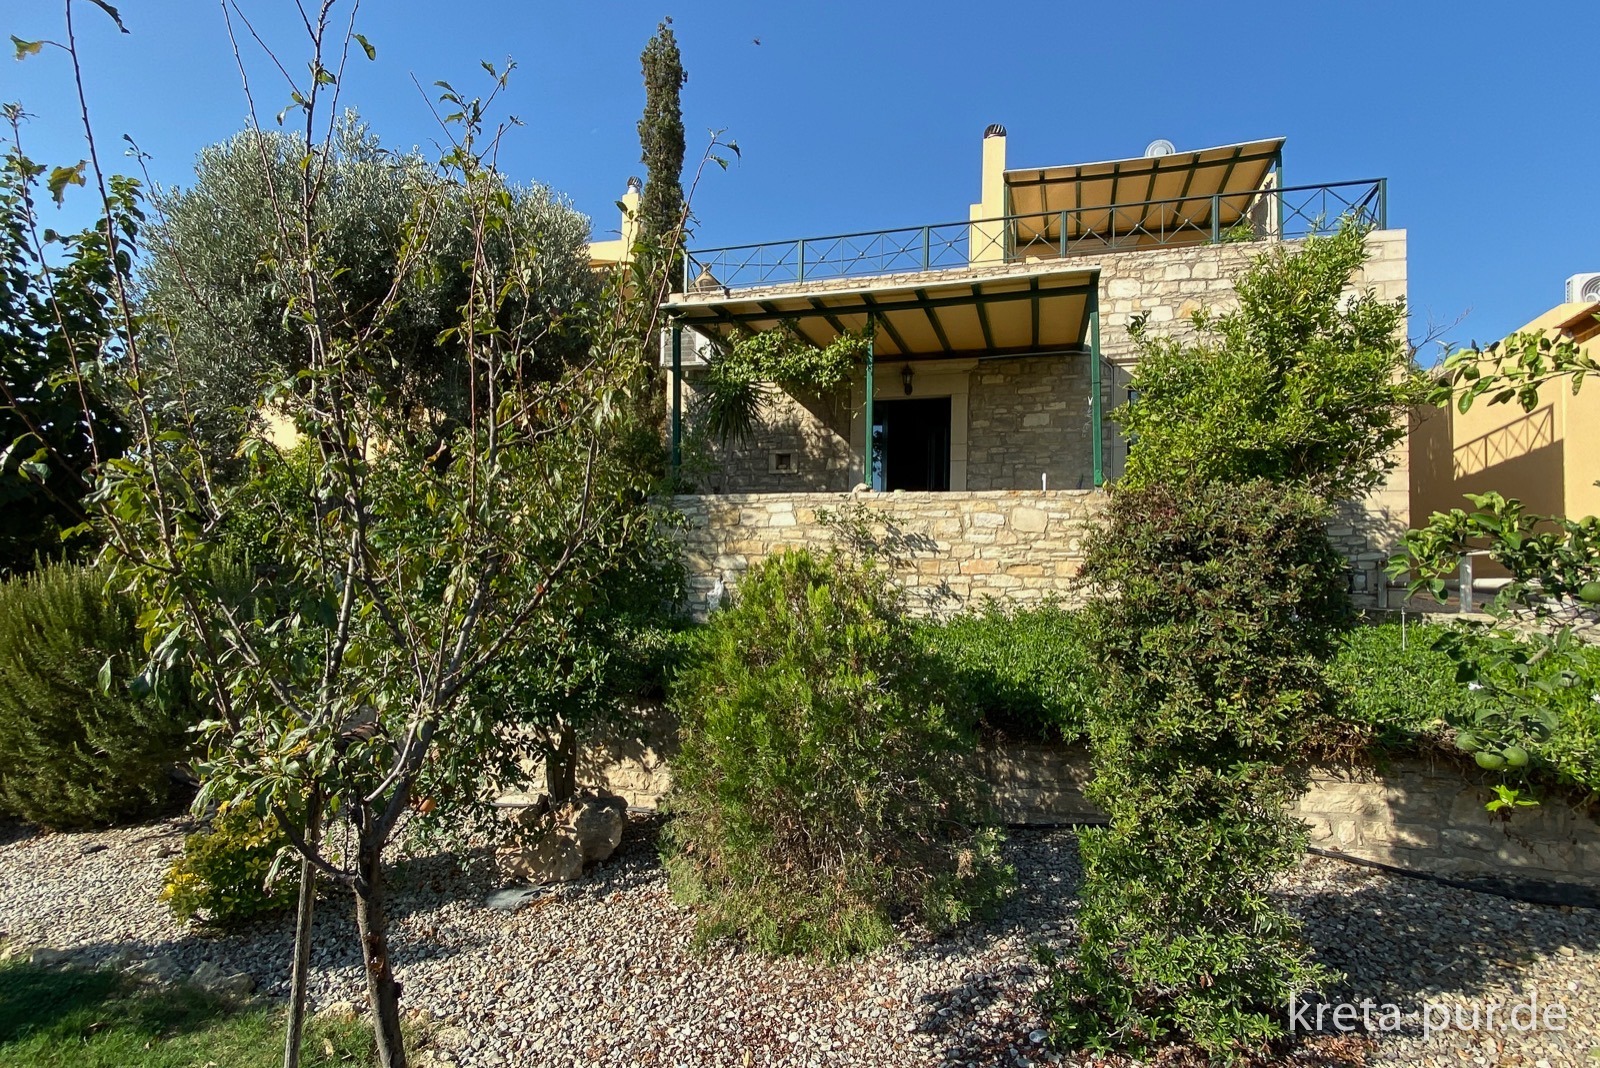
0 816 1594 1067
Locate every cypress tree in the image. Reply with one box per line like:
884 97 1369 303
637 18 687 288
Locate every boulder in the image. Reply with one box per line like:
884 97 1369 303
497 788 627 884
502 829 583 884
191 960 255 998
561 790 627 862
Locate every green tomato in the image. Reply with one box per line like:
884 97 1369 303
1578 581 1600 605
1474 750 1507 771
1501 745 1530 768
1454 730 1482 753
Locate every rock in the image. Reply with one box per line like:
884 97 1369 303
485 888 544 912
502 830 583 885
131 954 184 982
79 843 108 856
191 960 255 998
147 842 178 859
27 947 70 968
316 999 362 1019
97 947 136 972
561 790 626 863
497 789 627 884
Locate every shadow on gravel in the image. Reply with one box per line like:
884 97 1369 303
907 829 1083 1066
1295 874 1600 1011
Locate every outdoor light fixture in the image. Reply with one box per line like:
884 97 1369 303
901 363 914 395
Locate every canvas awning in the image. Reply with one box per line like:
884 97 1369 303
1004 137 1284 246
660 266 1098 360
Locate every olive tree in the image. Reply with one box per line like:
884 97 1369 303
140 112 597 455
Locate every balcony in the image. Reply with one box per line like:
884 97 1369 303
682 178 1387 294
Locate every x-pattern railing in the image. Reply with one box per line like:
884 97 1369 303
683 179 1387 293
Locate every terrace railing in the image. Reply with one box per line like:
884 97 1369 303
682 178 1386 293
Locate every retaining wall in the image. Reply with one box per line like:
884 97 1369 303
573 718 1600 892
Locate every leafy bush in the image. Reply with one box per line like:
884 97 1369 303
1323 620 1599 799
1323 620 1470 749
913 603 1097 741
1041 480 1347 1061
0 562 191 828
1116 220 1419 502
1436 625 1600 799
663 549 1010 959
161 807 297 926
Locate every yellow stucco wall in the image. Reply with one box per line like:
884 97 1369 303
1411 302 1600 523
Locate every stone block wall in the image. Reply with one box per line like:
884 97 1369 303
981 744 1598 890
579 730 1599 891
670 489 1107 620
966 355 1097 491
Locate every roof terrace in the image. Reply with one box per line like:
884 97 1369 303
679 135 1387 294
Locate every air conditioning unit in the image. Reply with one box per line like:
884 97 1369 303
658 325 712 369
1567 272 1600 304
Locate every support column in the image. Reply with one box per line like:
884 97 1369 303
1089 286 1103 487
863 315 876 488
670 321 683 480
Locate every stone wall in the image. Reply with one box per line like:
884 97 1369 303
569 728 1600 892
980 742 1599 892
966 356 1097 491
670 489 1106 620
681 378 854 494
671 230 1412 578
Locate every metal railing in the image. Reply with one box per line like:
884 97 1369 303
682 179 1387 293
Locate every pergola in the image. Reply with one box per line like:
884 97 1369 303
659 264 1104 487
1004 137 1285 250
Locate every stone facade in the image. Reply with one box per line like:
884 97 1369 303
672 230 1412 593
670 489 1106 620
966 356 1097 491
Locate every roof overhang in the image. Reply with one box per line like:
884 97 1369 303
1004 137 1284 244
661 266 1099 360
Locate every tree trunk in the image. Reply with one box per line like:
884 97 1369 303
283 795 322 1068
355 834 407 1068
544 719 577 804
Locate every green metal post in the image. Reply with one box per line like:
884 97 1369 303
1273 148 1284 235
670 321 683 479
1210 193 1221 244
864 316 876 488
1089 289 1103 487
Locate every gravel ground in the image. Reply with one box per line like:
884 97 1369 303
0 815 1594 1067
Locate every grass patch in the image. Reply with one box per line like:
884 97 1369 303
0 960 371 1067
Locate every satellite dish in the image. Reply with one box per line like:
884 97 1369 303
1143 138 1177 158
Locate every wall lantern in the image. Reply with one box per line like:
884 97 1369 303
901 363 914 396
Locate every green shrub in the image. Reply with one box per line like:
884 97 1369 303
1440 625 1600 798
160 807 297 926
0 562 192 828
913 603 1096 740
663 548 1010 959
1041 480 1346 1061
1323 620 1470 749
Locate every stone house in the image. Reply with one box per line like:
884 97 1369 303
628 127 1409 616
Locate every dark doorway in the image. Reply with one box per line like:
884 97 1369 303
872 397 951 491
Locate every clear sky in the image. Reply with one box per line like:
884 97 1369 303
6 0 1597 353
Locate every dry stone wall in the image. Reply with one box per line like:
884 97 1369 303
981 743 1599 892
567 724 1600 892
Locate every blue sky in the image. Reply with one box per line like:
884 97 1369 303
6 1 1597 353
